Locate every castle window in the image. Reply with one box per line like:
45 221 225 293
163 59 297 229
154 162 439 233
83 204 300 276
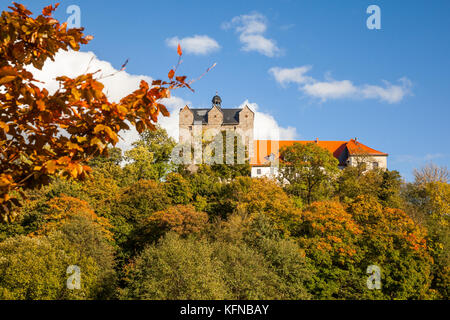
257 169 262 175
372 162 379 169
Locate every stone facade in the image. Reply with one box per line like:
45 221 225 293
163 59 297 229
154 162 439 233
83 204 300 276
178 95 255 164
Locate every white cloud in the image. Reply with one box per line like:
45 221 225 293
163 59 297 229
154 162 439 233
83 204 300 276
360 78 412 103
157 96 191 141
223 13 281 57
27 50 298 152
269 66 412 103
269 66 313 86
303 80 358 100
238 100 298 140
28 50 153 103
165 35 220 55
27 50 189 151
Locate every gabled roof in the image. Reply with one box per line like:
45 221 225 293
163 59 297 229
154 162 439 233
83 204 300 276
346 139 388 156
186 107 242 125
250 139 387 166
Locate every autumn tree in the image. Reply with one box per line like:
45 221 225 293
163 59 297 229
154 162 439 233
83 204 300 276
402 163 450 299
220 177 301 234
337 165 403 208
348 195 434 299
0 3 191 222
164 172 192 205
116 179 169 224
134 204 208 246
0 196 116 299
292 200 363 299
279 142 339 205
33 195 112 239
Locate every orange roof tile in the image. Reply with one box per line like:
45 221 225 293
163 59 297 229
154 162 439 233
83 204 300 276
346 139 388 156
250 139 387 166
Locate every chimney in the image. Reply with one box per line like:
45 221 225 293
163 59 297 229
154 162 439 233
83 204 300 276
315 138 319 144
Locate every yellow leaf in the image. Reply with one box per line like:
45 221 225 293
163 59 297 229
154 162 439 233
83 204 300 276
45 160 58 174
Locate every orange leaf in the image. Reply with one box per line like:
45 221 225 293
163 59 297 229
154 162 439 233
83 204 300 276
0 76 17 85
36 100 45 111
168 69 175 80
177 44 182 56
158 104 170 117
42 4 56 16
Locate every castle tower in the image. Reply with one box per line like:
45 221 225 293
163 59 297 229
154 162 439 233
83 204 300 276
178 94 254 164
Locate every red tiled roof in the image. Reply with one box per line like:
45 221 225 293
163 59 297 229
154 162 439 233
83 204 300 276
250 139 387 166
346 139 388 156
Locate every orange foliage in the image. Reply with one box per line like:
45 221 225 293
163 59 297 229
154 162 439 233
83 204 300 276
299 201 362 262
230 177 301 235
0 3 191 221
348 195 428 252
147 205 209 236
33 195 112 239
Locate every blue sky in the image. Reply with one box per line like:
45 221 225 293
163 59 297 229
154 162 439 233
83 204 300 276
3 0 450 181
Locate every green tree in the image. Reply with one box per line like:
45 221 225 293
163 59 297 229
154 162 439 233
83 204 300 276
123 145 159 183
211 213 312 299
337 165 403 208
120 233 229 300
117 180 169 224
402 163 450 299
279 143 339 205
164 173 192 205
123 126 176 182
348 195 434 299
0 205 116 300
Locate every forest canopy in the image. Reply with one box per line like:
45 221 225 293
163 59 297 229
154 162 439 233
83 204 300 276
0 3 448 300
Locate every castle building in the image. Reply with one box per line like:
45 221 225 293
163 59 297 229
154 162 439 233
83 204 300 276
179 94 255 162
250 139 388 178
177 94 388 176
